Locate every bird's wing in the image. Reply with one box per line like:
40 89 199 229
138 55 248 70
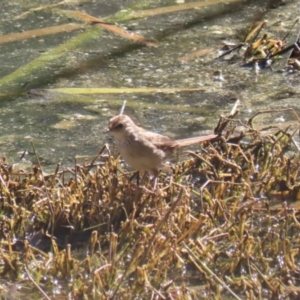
137 126 217 149
138 127 179 149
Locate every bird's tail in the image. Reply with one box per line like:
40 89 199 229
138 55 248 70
175 134 217 147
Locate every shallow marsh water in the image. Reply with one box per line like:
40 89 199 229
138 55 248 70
0 0 299 172
1 0 300 298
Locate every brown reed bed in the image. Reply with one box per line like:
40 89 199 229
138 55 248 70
0 109 300 299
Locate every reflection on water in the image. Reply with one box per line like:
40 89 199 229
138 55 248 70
0 0 299 174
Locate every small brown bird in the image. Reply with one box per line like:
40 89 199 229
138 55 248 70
108 115 217 176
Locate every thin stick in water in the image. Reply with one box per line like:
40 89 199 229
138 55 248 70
120 100 127 115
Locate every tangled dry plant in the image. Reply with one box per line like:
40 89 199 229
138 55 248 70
0 108 300 299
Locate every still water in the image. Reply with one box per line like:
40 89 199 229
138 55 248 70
0 0 299 173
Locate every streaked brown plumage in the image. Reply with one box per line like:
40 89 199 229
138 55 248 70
108 115 217 175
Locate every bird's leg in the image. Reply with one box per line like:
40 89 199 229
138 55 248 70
129 170 159 191
129 171 149 187
129 171 140 185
